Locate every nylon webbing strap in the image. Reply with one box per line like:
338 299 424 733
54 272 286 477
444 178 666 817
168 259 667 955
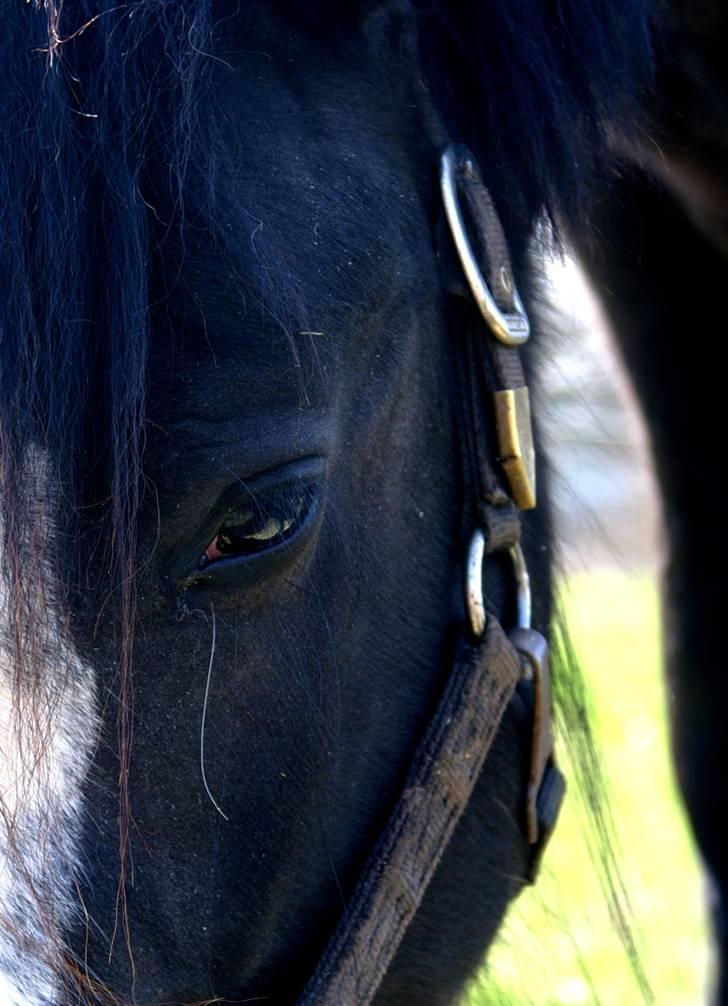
460 177 522 388
451 173 527 392
439 145 537 509
296 617 521 1006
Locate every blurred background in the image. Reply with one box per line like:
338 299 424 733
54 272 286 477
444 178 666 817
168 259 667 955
462 252 711 1005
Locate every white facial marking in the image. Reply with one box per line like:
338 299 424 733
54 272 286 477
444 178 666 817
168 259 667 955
0 577 97 1006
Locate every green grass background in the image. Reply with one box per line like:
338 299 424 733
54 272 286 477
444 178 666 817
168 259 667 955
462 572 711 1006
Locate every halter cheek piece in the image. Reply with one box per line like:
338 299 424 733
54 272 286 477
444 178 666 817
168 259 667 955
297 145 566 1006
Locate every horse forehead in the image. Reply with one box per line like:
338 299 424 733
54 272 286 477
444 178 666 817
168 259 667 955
198 12 432 287
146 42 439 451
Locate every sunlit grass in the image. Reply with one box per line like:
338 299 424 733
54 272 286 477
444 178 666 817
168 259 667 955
463 572 711 1006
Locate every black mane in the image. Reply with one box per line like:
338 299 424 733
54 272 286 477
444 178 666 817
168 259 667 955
417 0 654 226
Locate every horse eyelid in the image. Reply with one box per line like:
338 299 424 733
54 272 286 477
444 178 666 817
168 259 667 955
197 482 317 570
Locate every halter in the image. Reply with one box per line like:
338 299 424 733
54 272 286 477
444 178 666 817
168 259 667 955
296 145 565 1005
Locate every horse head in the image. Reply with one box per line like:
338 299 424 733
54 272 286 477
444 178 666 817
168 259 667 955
0 2 652 1003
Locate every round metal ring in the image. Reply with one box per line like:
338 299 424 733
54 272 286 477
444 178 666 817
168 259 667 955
440 144 530 347
466 528 487 638
509 542 532 630
466 531 532 638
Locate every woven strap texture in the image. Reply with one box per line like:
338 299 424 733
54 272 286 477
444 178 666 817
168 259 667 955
296 616 521 1006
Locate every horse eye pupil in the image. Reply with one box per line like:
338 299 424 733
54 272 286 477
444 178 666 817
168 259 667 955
198 486 309 569
217 510 256 551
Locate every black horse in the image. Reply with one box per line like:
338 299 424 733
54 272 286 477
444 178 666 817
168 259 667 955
0 1 721 1004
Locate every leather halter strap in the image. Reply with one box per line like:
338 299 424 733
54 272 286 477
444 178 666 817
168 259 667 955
295 145 565 1006
297 619 521 1006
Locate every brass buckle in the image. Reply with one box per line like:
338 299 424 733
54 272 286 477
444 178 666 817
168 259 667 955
493 386 536 511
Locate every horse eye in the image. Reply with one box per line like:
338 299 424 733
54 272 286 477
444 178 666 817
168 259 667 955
197 484 311 569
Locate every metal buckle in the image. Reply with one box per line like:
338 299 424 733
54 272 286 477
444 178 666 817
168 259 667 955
509 624 565 860
465 528 565 865
466 529 531 638
466 527 563 865
440 145 530 347
493 386 537 511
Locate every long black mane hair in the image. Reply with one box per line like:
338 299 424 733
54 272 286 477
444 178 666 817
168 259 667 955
0 0 654 999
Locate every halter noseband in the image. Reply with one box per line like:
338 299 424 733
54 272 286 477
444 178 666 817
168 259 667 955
296 145 565 1006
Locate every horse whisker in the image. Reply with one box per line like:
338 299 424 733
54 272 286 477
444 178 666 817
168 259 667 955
199 603 229 822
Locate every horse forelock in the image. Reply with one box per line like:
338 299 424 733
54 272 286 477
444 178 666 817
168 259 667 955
0 11 214 991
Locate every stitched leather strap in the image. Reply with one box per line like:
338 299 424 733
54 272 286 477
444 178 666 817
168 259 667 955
296 616 521 1006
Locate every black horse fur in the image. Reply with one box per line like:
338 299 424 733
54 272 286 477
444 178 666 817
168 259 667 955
573 7 728 1005
0 1 667 1004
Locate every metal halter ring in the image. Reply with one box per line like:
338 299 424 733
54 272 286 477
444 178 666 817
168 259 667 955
466 528 532 638
439 145 530 347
